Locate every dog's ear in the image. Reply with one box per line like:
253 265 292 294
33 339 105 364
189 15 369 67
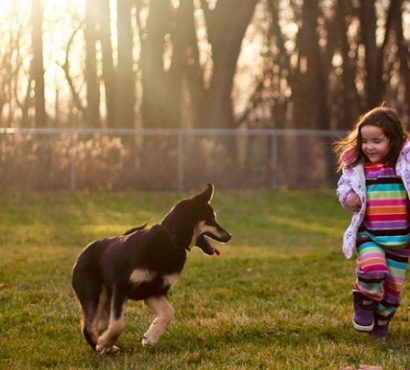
195 183 214 203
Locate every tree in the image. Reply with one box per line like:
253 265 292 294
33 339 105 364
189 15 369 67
139 0 172 128
166 0 198 128
6 0 410 132
31 0 47 127
292 0 329 129
138 0 258 129
116 0 135 128
201 0 259 128
98 0 116 127
388 0 410 119
85 0 100 127
334 0 361 129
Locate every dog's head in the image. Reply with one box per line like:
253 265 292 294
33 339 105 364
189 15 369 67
191 184 232 255
161 184 231 255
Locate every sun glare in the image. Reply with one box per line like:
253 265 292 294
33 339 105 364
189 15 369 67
0 0 85 19
0 0 87 116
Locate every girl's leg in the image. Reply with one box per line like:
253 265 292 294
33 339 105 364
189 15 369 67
352 237 387 331
378 247 410 315
371 247 410 339
354 238 388 301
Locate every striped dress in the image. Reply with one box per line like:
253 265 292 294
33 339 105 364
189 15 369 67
355 163 410 310
359 163 410 248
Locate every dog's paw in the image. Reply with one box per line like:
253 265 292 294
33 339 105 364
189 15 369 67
96 344 120 355
142 336 155 348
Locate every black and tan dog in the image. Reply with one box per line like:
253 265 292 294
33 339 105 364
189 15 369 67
71 184 231 354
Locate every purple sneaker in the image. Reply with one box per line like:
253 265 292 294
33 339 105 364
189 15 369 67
369 314 392 340
352 291 376 332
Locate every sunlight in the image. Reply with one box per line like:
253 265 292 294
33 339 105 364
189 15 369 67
404 12 410 39
45 0 85 15
0 0 85 19
0 0 87 119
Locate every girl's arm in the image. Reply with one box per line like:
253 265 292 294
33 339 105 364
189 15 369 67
400 141 410 167
337 170 361 211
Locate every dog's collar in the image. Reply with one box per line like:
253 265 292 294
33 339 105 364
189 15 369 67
159 224 189 251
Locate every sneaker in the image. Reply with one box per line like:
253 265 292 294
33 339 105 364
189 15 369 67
352 291 376 332
369 315 391 340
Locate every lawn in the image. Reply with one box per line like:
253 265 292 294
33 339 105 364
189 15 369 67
1 189 410 369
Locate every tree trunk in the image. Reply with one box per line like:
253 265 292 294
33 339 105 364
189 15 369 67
166 0 198 128
388 0 410 120
116 0 135 128
140 0 171 128
31 0 47 127
359 1 384 109
85 0 100 127
98 0 116 128
268 0 289 129
203 0 258 128
292 0 330 129
336 0 361 129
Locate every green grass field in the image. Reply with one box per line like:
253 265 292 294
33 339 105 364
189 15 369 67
1 190 410 369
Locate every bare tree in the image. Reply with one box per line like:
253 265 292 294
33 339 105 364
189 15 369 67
334 0 361 129
31 0 47 127
359 1 386 109
139 0 172 128
0 15 26 126
292 0 329 129
60 24 86 119
116 0 135 128
85 0 100 127
389 0 410 119
201 0 259 128
98 0 116 127
166 0 198 128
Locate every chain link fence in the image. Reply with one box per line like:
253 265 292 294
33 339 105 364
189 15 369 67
0 127 345 191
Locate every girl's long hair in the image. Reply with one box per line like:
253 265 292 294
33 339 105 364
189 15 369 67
334 106 409 171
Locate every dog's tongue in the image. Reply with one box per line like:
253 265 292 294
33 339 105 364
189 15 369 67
206 235 220 256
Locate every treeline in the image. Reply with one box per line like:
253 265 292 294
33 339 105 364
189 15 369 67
1 0 410 130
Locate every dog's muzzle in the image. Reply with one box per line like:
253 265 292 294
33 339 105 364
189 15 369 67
196 229 232 255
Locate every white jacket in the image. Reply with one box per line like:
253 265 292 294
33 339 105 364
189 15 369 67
337 140 410 259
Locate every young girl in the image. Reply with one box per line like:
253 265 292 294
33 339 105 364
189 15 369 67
335 105 410 339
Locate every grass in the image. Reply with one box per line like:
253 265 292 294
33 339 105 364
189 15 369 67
1 189 410 369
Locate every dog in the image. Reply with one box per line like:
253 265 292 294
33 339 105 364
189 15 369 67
71 184 231 354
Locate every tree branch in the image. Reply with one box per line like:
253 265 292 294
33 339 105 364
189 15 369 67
58 22 86 115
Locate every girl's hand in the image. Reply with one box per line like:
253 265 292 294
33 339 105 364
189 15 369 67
346 193 361 212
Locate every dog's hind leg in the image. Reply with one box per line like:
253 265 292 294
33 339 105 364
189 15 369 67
72 246 108 350
81 308 98 350
74 283 105 350
96 285 127 355
79 286 110 350
142 295 175 347
93 286 110 336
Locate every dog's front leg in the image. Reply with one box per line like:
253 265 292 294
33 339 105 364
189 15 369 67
96 286 127 355
142 295 174 347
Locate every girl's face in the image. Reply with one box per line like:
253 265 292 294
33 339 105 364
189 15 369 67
361 125 390 163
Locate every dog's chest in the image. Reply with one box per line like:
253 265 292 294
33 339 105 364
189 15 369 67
127 269 179 300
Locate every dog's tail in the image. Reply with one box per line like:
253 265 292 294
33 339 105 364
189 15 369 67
72 240 108 350
122 223 148 236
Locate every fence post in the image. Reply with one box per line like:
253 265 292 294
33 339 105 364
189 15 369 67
271 132 278 188
69 133 77 191
177 130 184 192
